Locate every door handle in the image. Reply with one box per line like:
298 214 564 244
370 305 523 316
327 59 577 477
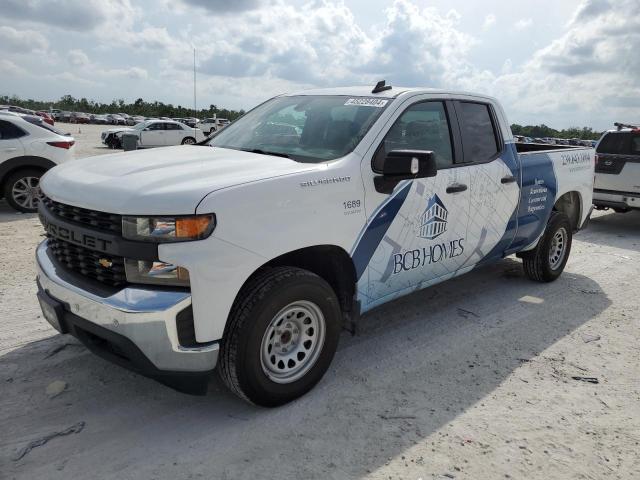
2 147 17 152
446 183 468 194
501 175 517 184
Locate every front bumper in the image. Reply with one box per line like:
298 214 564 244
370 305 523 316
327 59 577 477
593 189 640 211
36 240 219 394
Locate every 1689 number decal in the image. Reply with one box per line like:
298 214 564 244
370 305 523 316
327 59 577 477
343 200 361 209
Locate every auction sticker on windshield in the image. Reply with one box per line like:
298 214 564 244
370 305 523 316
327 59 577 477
344 98 388 107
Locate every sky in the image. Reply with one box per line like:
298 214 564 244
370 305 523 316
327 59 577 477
0 0 638 130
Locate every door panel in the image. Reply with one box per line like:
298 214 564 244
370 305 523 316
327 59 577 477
358 169 471 308
0 138 24 162
140 123 165 146
464 156 520 266
453 101 520 267
355 99 471 311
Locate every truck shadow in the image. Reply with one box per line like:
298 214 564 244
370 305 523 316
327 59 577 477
577 209 640 253
1 258 610 478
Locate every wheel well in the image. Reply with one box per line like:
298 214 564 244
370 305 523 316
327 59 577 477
553 191 581 232
0 163 49 192
245 245 357 315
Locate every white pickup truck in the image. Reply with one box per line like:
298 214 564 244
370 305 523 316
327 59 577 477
35 83 595 406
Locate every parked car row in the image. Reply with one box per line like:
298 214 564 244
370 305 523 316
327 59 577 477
514 135 597 147
1 105 55 126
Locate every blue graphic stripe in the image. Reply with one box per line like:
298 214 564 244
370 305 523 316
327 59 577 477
352 182 412 280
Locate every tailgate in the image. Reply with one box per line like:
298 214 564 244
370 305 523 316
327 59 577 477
595 153 640 193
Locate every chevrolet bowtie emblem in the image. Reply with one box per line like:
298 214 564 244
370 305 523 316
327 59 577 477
98 258 113 268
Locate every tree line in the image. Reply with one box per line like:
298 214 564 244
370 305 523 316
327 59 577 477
510 124 602 140
0 94 245 120
1 94 605 138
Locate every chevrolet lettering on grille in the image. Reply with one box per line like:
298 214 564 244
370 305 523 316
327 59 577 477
40 215 113 252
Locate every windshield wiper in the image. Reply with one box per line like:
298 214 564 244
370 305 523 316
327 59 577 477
242 148 291 159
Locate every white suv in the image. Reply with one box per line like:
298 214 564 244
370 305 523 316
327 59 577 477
0 112 75 212
198 118 230 135
593 124 640 212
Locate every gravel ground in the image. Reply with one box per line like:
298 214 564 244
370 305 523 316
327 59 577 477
0 132 638 479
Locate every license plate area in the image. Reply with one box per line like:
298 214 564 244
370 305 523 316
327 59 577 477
37 289 67 334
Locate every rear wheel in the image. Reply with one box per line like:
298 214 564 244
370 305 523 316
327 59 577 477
3 168 44 213
218 267 341 407
182 137 196 145
521 211 572 282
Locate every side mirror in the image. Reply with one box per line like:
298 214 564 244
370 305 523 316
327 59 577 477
143 127 150 131
374 150 437 194
381 150 437 178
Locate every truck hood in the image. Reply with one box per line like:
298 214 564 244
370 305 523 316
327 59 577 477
41 146 319 214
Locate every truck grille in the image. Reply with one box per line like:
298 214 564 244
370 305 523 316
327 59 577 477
42 196 122 235
47 236 127 287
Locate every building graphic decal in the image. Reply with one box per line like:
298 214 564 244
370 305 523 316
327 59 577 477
418 194 448 239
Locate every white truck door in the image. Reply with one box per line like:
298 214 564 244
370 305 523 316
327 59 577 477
0 120 26 163
451 100 521 267
354 99 472 310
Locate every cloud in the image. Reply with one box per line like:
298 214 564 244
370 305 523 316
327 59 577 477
1 0 638 130
572 0 612 22
0 26 48 53
476 0 640 127
180 0 264 14
45 71 100 86
0 59 27 76
104 66 149 79
67 49 89 67
0 0 135 32
187 0 475 88
482 13 496 31
533 0 640 78
514 18 532 30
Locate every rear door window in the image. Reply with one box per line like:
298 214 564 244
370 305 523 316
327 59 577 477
455 102 501 163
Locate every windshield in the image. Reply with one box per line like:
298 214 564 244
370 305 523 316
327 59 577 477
132 121 151 130
207 95 391 162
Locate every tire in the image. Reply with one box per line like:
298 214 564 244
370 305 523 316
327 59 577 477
218 267 342 407
3 168 45 213
181 137 196 145
521 211 572 282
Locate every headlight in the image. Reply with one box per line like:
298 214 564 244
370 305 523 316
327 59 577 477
125 260 190 287
122 215 215 243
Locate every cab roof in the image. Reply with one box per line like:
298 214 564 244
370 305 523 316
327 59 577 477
284 85 498 103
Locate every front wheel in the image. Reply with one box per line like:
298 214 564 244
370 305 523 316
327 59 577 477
181 137 196 145
521 211 572 282
3 168 44 213
218 267 341 407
